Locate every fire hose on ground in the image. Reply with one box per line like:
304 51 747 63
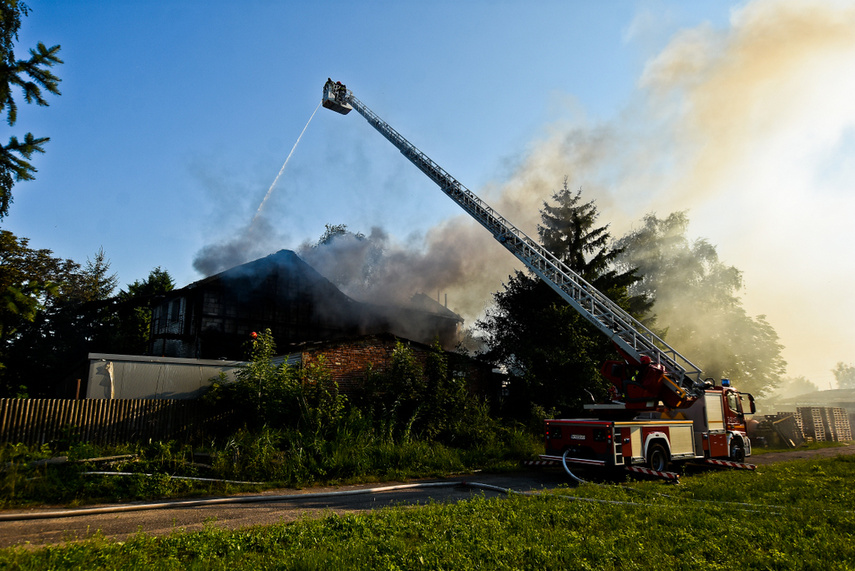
2 468 849 521
0 481 464 521
0 476 700 522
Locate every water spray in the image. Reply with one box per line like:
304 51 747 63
251 100 322 226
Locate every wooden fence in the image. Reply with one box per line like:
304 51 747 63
0 398 234 447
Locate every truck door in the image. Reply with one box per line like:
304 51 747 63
724 389 747 432
704 391 728 457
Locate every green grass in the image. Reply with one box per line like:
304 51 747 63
2 454 854 570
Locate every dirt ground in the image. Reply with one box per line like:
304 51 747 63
748 442 855 465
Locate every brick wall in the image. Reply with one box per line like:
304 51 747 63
296 334 497 398
299 336 399 394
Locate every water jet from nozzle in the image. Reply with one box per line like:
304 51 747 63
251 100 322 226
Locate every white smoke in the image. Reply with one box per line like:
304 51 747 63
195 0 855 388
310 0 855 388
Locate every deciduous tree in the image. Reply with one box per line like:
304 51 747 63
0 229 77 340
833 362 855 390
0 229 82 395
615 212 786 396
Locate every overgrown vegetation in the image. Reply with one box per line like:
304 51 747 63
2 454 854 569
199 330 537 485
0 330 539 508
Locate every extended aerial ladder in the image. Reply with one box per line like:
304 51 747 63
322 80 707 408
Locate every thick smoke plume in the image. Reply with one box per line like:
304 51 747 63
302 0 855 387
296 161 567 319
194 0 855 388
622 0 855 388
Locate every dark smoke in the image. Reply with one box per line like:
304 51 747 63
193 216 288 276
297 226 471 308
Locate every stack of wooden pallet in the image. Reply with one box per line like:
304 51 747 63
795 406 853 442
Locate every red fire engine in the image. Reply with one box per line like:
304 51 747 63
544 379 754 476
324 81 756 477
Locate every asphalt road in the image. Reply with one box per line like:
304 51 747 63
2 445 853 549
0 471 571 549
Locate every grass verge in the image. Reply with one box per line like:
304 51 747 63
1 453 854 569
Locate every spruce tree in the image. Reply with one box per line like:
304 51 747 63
478 180 648 416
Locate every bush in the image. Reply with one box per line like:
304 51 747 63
355 340 509 448
203 329 347 436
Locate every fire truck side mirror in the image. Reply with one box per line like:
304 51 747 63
744 393 756 414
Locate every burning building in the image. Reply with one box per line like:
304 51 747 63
149 249 463 360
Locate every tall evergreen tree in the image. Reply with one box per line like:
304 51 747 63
478 180 648 416
0 0 62 218
77 248 119 302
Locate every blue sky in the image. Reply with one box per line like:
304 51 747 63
4 1 855 389
6 0 728 285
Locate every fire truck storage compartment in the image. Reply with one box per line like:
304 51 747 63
617 421 696 463
546 419 697 466
545 420 615 463
704 391 725 432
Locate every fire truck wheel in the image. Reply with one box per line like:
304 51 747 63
730 441 746 463
646 442 670 472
